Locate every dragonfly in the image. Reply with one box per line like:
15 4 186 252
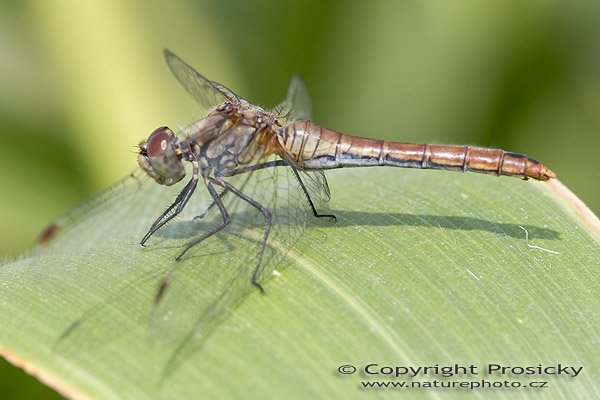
40 49 554 351
136 50 555 293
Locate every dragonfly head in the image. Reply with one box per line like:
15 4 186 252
138 126 185 186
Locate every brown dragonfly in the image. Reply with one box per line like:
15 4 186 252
137 49 555 295
41 50 554 350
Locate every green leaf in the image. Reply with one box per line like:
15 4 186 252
1 168 599 399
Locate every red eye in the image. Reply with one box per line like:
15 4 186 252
138 125 185 186
147 127 171 157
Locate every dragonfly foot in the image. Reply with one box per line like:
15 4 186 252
252 280 265 294
317 213 337 222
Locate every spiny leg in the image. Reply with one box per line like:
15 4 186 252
175 177 231 261
214 176 272 293
141 176 198 245
152 180 231 308
224 160 336 221
193 187 229 221
220 159 287 177
291 167 337 221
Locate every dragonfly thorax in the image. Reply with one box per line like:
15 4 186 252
190 103 282 174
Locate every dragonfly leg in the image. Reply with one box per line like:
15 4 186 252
140 176 198 245
214 176 272 293
220 159 287 177
192 187 229 221
175 177 231 260
291 167 336 221
223 160 336 221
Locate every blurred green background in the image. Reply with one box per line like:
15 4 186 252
1 1 598 398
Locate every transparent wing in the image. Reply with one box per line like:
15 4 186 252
163 49 241 114
39 168 209 363
48 161 319 379
271 74 313 124
146 158 314 361
47 56 329 376
36 169 151 251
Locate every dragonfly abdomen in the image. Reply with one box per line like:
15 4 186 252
383 143 555 181
281 121 555 181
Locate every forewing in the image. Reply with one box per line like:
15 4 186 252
36 170 150 252
146 157 315 369
163 49 241 114
48 157 318 377
45 164 228 361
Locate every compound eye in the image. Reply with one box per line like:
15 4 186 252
146 127 172 157
138 126 185 186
